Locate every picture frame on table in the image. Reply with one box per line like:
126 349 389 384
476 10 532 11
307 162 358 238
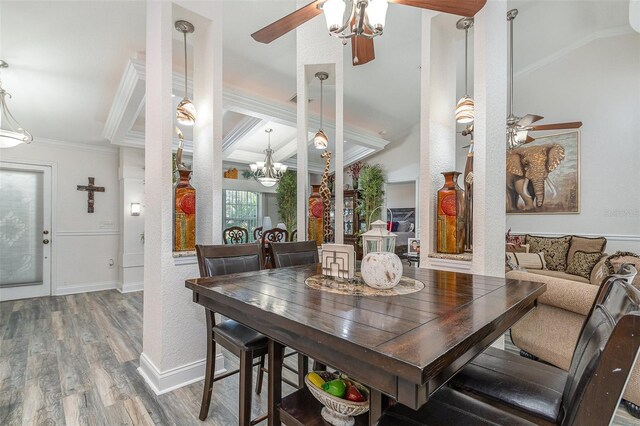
408 238 421 255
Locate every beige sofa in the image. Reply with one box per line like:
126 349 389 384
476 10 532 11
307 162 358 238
507 237 640 417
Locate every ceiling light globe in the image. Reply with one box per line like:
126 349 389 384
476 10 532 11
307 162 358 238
313 130 328 149
176 98 196 126
258 177 278 187
367 0 389 31
455 96 474 124
323 0 346 32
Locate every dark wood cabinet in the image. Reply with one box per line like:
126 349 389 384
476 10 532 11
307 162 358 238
331 190 365 259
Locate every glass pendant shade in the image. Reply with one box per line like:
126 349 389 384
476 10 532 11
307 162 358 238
176 97 196 126
0 76 32 148
323 0 346 31
367 0 389 31
455 95 475 124
250 129 286 187
258 177 278 187
314 129 328 149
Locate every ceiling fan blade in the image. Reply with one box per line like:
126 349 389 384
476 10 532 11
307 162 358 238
517 114 544 127
251 0 323 44
351 36 375 66
529 121 583 131
388 0 487 16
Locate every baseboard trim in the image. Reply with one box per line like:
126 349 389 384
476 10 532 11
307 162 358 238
119 281 144 293
138 352 226 395
55 281 118 296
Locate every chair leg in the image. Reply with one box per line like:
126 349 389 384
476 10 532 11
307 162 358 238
239 351 253 426
312 360 327 371
255 354 266 395
297 355 309 388
199 310 216 421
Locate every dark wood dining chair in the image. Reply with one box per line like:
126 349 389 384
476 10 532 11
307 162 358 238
289 229 297 242
195 243 268 425
260 228 288 268
377 275 640 425
270 240 319 268
253 226 263 242
222 226 249 244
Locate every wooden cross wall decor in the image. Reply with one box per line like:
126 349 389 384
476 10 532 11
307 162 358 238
77 177 105 213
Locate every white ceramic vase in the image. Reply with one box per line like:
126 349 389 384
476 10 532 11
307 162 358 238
360 252 403 289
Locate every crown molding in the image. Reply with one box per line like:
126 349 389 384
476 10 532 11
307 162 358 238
103 60 146 145
122 130 193 153
222 116 264 157
515 26 634 79
35 137 119 154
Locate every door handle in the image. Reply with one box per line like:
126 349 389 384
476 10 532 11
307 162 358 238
43 239 50 244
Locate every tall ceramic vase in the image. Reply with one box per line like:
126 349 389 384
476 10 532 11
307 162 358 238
308 185 323 246
437 171 466 254
174 169 196 251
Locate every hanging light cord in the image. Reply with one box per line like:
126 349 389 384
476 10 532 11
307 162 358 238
183 30 188 98
319 78 324 130
464 27 469 96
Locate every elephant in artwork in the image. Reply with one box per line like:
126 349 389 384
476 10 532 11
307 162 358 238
506 143 565 211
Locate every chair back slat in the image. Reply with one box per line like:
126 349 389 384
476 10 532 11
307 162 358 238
223 226 249 245
561 276 640 425
253 227 263 242
195 243 263 278
270 241 319 268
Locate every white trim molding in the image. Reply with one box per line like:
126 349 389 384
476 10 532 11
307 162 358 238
119 281 144 293
424 258 473 273
56 230 120 237
34 137 119 154
55 280 118 296
138 352 225 395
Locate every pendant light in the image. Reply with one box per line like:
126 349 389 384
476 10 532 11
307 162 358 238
313 72 329 150
0 61 32 148
250 129 288 187
455 17 474 124
175 20 196 126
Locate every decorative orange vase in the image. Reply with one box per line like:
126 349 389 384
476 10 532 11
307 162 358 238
437 171 466 254
174 169 196 251
308 184 323 246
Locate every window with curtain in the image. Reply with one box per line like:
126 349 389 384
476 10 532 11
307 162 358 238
223 190 260 241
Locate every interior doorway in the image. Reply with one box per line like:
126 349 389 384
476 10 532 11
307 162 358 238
0 161 52 301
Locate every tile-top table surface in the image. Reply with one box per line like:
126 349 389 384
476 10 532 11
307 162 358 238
186 264 546 410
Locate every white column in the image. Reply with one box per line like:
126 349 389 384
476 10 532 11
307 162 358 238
472 0 508 277
192 5 223 245
118 147 145 293
140 1 214 394
296 3 344 244
419 12 457 267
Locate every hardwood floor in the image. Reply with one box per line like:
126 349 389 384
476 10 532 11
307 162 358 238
1 290 637 425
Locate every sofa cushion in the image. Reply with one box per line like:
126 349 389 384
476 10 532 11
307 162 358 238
606 251 640 289
566 251 602 279
527 269 590 284
590 255 609 286
526 235 572 271
567 236 607 264
506 252 546 269
506 270 597 315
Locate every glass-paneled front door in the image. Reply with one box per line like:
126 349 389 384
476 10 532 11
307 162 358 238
0 162 52 301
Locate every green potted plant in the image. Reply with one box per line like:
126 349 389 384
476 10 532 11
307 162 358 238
276 170 297 233
356 164 385 230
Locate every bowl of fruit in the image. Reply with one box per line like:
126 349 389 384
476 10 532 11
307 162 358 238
305 371 369 426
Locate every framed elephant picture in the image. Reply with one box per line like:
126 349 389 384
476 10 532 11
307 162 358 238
506 131 580 214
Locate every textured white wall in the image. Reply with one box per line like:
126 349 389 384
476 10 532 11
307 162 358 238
3 142 120 293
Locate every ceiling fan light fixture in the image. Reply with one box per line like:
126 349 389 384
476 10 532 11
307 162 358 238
0 61 33 148
323 0 346 32
455 95 474 124
175 20 196 127
366 0 389 31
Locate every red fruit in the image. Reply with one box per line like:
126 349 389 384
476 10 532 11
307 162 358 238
345 385 365 402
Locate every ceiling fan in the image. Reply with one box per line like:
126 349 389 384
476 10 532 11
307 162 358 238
506 9 582 149
251 0 487 66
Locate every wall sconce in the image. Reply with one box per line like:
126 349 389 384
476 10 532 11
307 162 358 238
130 203 141 216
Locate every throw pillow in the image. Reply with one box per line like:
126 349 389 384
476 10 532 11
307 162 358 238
566 251 602 279
506 243 530 253
605 251 640 289
397 221 410 232
506 252 546 270
526 235 572 271
567 236 607 263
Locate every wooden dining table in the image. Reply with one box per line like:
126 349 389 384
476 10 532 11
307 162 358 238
186 264 546 426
